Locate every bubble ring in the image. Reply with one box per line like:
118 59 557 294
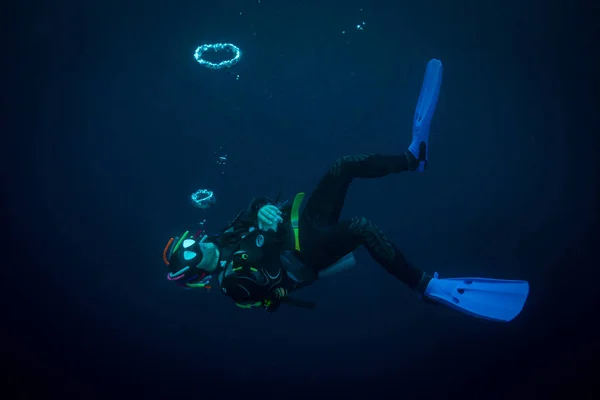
193 43 241 70
190 188 215 209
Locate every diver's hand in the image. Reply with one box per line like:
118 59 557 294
257 205 283 232
265 300 281 313
264 288 287 313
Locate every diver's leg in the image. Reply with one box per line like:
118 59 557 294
308 217 427 290
304 152 419 225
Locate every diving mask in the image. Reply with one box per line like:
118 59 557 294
163 231 214 289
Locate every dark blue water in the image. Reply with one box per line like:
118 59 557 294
6 0 598 398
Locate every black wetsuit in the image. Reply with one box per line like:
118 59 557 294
211 223 302 311
216 152 428 311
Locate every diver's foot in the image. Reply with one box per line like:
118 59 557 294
415 272 438 304
406 142 427 171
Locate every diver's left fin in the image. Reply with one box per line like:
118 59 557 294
410 58 443 171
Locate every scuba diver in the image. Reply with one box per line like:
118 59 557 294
163 59 529 321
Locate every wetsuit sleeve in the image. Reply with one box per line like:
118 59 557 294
220 272 301 312
219 273 296 304
226 197 274 229
220 274 269 304
260 238 302 311
220 241 300 312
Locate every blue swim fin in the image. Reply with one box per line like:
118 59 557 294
424 273 529 322
409 59 443 172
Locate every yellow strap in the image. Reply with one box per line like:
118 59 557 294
186 282 211 289
232 267 258 273
290 192 305 251
236 301 263 309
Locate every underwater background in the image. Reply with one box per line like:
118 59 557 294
5 0 598 398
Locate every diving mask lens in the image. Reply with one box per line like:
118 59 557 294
181 238 204 265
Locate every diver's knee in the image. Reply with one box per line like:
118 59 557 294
348 216 369 233
348 217 395 260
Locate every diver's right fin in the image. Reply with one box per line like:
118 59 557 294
409 59 443 171
423 273 529 322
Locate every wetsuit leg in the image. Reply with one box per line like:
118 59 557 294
300 152 425 289
303 217 425 289
303 152 418 225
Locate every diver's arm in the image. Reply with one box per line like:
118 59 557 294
212 197 275 243
262 245 304 295
220 274 270 305
226 197 274 229
263 276 316 312
220 262 299 312
220 273 306 313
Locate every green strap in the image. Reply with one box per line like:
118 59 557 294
290 192 305 251
171 230 189 254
